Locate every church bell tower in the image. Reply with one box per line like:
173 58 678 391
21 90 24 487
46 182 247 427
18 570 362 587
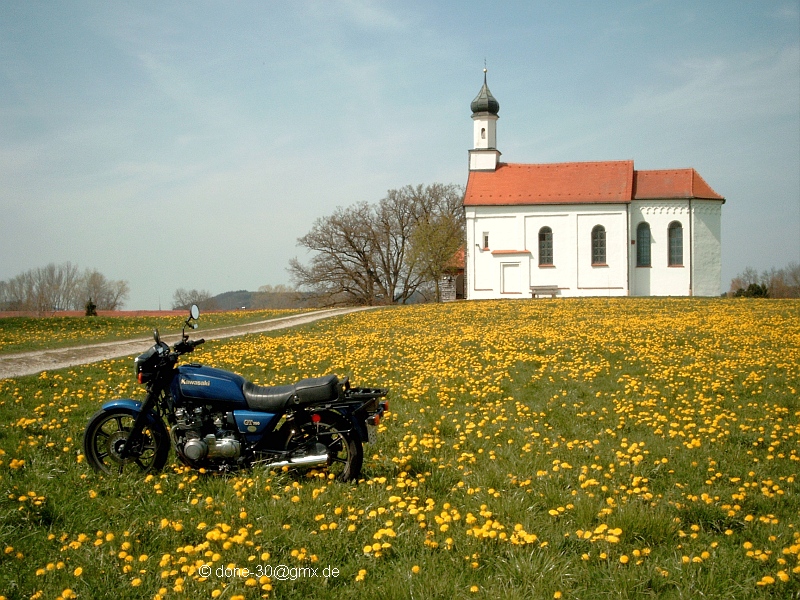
469 68 501 171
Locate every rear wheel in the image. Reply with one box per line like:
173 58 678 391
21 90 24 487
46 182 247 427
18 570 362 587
281 410 363 481
83 408 169 475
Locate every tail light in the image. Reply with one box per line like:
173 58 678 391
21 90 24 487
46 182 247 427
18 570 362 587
311 413 321 423
367 414 380 427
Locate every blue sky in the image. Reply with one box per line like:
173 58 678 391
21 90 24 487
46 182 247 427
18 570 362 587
1 1 798 309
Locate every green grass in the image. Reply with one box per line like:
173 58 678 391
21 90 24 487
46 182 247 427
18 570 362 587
0 298 798 599
0 309 310 355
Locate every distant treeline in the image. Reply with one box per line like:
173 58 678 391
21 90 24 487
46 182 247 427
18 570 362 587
0 262 129 313
172 285 324 311
728 262 800 298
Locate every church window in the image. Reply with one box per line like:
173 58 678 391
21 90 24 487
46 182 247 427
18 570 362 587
636 222 651 267
591 225 606 265
668 221 683 266
539 227 553 266
481 127 486 139
482 232 489 249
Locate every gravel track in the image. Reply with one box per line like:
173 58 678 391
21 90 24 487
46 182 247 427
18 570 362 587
0 307 376 380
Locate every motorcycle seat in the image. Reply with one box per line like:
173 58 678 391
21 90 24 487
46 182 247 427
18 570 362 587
242 374 340 412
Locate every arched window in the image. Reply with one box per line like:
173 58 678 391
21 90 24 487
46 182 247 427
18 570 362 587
668 221 683 266
636 222 651 267
591 225 606 265
481 127 486 140
539 226 553 266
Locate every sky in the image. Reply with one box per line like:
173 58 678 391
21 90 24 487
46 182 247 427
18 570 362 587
1 1 798 309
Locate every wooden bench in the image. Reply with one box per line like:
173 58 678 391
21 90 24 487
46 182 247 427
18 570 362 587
530 286 559 299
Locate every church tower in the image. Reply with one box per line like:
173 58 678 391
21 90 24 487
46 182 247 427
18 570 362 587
469 68 501 171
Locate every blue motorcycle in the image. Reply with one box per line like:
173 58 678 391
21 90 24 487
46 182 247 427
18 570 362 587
82 306 388 480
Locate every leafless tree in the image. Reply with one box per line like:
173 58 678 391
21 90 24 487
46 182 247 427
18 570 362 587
729 262 800 298
172 288 214 310
289 202 383 305
81 269 130 310
288 183 465 305
0 262 130 312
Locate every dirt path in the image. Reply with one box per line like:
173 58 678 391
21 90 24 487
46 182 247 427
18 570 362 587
0 307 377 380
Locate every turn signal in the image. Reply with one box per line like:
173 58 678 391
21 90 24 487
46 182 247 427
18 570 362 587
311 413 321 423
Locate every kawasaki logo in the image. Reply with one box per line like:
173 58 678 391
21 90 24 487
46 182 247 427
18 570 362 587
180 378 210 387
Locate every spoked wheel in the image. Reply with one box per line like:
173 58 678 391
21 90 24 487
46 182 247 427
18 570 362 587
83 408 169 475
282 411 363 481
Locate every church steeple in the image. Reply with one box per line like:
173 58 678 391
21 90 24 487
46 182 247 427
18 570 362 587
469 68 501 171
470 69 500 115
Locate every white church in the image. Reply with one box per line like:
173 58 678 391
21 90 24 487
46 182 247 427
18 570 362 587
462 72 725 299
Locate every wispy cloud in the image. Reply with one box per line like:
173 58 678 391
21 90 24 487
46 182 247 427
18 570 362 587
624 45 800 123
327 0 407 30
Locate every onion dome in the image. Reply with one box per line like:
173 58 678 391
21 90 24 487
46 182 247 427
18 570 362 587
470 69 499 115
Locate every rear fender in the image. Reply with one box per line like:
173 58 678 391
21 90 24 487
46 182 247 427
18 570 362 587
329 406 367 443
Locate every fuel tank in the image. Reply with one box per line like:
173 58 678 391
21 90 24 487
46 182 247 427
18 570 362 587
172 364 248 409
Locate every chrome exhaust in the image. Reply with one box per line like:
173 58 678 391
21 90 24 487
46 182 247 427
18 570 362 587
268 453 329 469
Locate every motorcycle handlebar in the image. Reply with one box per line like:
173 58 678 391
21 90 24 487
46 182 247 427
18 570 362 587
174 338 204 354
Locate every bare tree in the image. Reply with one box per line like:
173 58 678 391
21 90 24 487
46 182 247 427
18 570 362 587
81 269 130 310
728 266 760 296
729 262 800 298
172 288 213 310
289 183 465 305
289 202 383 305
0 263 130 312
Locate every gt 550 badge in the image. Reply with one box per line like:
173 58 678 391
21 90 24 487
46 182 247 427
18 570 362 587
243 419 261 426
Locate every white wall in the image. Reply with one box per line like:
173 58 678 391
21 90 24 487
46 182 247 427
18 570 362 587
630 201 691 296
692 201 723 296
576 209 628 295
465 195 723 299
466 204 629 299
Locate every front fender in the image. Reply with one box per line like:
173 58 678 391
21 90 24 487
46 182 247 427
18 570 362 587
99 399 161 426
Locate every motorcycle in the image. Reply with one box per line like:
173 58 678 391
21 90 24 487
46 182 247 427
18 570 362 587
82 306 388 481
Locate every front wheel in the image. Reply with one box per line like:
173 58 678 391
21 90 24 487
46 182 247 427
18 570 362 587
281 410 363 481
83 408 169 475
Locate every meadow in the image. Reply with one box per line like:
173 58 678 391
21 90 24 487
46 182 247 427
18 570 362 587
0 298 798 599
0 309 308 355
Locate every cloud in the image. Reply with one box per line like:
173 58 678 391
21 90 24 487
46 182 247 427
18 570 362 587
325 0 407 31
624 45 800 123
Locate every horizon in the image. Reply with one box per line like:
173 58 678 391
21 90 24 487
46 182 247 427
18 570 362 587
1 1 798 309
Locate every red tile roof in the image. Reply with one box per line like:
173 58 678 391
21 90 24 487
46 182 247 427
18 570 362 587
463 161 724 206
633 169 724 200
464 161 634 206
444 246 465 271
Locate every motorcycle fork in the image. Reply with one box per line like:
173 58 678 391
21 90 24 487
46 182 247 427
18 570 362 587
118 387 160 460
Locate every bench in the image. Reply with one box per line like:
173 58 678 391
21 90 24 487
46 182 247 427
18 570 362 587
530 286 559 299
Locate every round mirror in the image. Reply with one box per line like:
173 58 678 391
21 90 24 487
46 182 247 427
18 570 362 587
190 304 200 320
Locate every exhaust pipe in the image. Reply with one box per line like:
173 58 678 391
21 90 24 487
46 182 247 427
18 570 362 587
268 453 329 469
